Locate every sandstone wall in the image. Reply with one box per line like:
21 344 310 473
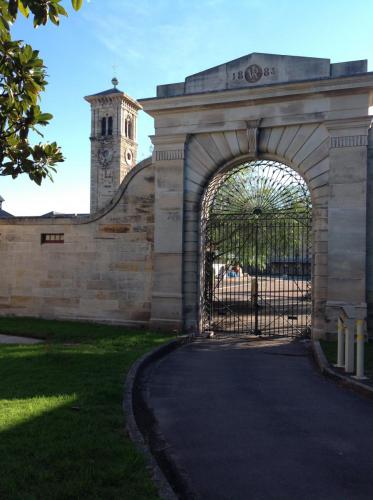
0 159 155 326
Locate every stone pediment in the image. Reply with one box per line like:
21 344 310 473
157 53 367 97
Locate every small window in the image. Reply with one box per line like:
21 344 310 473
108 116 113 135
41 233 64 244
125 118 129 137
128 118 133 139
101 117 106 136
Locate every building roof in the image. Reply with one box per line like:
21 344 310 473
87 87 123 97
84 86 142 110
0 195 13 218
0 208 14 218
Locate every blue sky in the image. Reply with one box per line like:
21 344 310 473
2 0 373 215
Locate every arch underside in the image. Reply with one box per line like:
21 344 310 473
183 124 329 336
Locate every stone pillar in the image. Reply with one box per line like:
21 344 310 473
325 118 372 334
367 127 373 334
150 134 187 332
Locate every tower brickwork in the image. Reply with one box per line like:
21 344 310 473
85 82 142 213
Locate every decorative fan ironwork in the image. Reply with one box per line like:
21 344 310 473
201 160 312 338
203 160 311 217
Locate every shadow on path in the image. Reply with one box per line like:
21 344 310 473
140 337 373 500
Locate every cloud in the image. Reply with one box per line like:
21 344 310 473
81 0 270 85
82 1 228 78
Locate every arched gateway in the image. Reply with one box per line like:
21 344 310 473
201 159 312 337
141 53 373 338
0 53 372 339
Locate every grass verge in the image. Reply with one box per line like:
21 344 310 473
320 339 373 379
0 317 172 500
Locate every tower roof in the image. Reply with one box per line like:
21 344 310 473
86 87 123 97
84 86 142 110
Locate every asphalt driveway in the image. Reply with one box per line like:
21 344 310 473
141 337 373 500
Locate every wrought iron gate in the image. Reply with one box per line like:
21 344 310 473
201 160 312 337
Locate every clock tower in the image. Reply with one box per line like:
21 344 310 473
85 78 142 213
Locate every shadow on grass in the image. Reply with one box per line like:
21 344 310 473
0 325 170 500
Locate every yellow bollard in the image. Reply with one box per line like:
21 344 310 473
335 317 345 368
344 319 355 374
354 319 367 380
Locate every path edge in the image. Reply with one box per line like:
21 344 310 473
311 339 373 400
123 335 193 500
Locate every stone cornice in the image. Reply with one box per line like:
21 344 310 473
85 92 142 111
325 117 372 148
139 73 373 116
324 116 373 131
150 133 189 146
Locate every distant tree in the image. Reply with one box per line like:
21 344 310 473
0 0 83 184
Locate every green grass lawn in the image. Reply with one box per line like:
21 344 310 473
320 339 373 379
0 317 172 500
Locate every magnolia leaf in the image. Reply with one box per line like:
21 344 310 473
38 112 53 122
18 0 29 17
71 0 83 11
8 0 18 18
0 0 83 184
56 4 68 16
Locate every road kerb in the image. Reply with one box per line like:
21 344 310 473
311 339 373 400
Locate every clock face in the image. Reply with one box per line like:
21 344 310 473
98 148 113 167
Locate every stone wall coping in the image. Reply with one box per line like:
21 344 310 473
0 156 153 227
339 304 367 321
140 72 373 114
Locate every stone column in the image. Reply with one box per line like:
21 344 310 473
325 118 372 334
150 134 187 332
367 127 373 333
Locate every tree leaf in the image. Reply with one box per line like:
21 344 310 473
0 0 83 184
8 0 18 18
71 0 83 11
38 112 53 122
56 4 68 16
18 0 29 18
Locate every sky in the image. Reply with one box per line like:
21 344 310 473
1 0 373 215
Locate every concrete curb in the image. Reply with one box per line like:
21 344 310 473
0 334 44 344
311 339 373 400
123 335 193 500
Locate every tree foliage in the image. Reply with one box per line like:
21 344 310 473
0 1 83 184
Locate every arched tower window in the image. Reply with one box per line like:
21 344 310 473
108 116 113 136
101 117 106 136
125 117 129 138
128 118 133 140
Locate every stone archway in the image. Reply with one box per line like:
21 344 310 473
141 53 372 338
183 124 329 337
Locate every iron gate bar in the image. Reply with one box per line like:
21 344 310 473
201 160 312 338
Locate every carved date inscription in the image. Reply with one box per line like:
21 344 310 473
232 64 276 84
